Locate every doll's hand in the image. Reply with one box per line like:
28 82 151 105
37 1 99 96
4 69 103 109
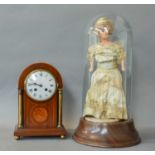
122 66 125 71
89 66 94 72
89 60 94 72
121 60 126 71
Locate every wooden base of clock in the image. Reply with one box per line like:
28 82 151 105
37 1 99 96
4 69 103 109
73 117 141 148
14 125 67 140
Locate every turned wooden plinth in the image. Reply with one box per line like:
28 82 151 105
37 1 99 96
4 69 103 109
73 117 141 148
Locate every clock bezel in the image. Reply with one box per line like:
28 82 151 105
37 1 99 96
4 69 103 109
24 69 58 102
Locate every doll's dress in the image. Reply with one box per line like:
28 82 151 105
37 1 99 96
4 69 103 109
83 42 128 121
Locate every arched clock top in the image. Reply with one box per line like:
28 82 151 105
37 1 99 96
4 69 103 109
18 62 63 89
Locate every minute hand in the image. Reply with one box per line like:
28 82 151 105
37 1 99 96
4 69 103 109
33 83 43 87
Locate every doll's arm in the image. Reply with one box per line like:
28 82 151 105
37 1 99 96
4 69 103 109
121 59 126 71
89 58 94 72
121 47 126 71
117 42 126 71
88 46 95 72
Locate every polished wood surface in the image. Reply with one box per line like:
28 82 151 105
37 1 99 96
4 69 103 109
14 62 67 139
73 117 141 148
23 92 58 128
14 125 67 137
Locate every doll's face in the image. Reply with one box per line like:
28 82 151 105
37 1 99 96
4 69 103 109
96 26 109 40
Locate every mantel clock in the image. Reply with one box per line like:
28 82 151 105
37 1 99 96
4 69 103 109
14 62 67 139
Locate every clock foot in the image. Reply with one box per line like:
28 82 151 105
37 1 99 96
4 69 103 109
14 136 21 140
60 135 65 139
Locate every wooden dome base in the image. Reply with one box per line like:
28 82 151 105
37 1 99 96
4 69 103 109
73 117 141 148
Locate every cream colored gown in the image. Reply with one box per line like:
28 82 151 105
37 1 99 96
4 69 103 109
83 42 128 121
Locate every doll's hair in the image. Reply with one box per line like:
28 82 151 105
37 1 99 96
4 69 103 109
94 17 114 35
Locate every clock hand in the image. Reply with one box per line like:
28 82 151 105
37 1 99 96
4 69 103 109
33 83 43 87
28 83 43 87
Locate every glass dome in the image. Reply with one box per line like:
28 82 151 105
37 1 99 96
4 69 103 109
73 14 140 148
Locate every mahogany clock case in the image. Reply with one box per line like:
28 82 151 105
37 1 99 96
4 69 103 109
14 62 67 139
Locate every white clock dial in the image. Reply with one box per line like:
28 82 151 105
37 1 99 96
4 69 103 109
25 70 57 101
